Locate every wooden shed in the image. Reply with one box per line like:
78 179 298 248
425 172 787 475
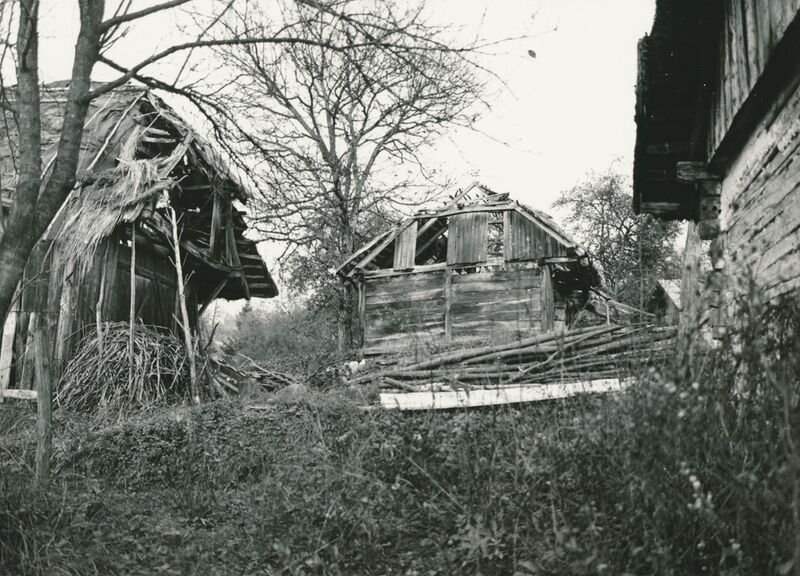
634 1 800 306
0 82 277 392
337 184 600 354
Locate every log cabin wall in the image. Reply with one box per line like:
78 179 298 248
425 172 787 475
707 3 800 299
362 264 549 355
341 194 598 355
634 1 800 312
707 0 800 159
363 268 446 354
717 73 800 298
449 267 542 340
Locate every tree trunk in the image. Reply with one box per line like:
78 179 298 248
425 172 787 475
0 0 43 326
0 0 104 325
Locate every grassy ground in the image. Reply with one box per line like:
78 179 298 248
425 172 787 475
1 303 798 575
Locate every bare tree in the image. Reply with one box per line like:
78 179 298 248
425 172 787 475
199 0 485 347
0 0 484 332
0 0 484 482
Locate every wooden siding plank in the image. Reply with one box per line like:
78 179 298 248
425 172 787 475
447 212 489 266
444 268 452 341
540 265 554 332
366 287 444 306
743 0 761 86
507 211 567 261
393 221 418 271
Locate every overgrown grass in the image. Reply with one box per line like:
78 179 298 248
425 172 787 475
1 297 798 575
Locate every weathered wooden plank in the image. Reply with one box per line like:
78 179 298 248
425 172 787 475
366 296 446 313
414 203 514 220
444 268 453 341
720 64 800 299
730 0 748 107
447 212 489 266
450 287 538 305
743 0 761 85
450 280 537 295
450 317 531 331
366 268 445 285
18 312 37 390
380 379 625 410
393 221 418 271
450 300 534 317
366 318 446 336
366 305 446 321
365 283 445 299
449 268 536 283
363 263 447 279
366 287 444 306
541 266 554 332
1 388 37 400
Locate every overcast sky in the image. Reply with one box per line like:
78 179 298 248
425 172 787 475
424 0 656 210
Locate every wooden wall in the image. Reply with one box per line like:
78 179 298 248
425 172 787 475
720 77 800 298
507 211 568 261
449 268 542 340
362 265 551 354
363 269 446 354
708 0 800 158
8 236 188 388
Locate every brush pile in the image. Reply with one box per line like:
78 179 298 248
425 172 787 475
206 353 300 394
352 323 676 390
57 322 188 411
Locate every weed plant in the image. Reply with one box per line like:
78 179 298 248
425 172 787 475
0 293 798 575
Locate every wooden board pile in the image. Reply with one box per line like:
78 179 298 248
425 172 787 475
353 323 676 391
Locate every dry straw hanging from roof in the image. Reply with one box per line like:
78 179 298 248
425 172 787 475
54 126 190 273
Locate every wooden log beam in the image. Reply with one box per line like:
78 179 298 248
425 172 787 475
676 161 721 183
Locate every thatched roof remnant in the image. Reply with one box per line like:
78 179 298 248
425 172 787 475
0 81 276 300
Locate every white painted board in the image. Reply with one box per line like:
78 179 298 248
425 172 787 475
379 378 625 410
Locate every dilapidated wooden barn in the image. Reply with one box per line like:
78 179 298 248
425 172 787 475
337 184 600 354
0 82 276 394
634 1 800 309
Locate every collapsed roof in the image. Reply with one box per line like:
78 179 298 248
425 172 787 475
0 81 277 301
337 181 600 289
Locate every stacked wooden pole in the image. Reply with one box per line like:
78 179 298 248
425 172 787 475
352 323 676 389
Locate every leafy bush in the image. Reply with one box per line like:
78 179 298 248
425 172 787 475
222 302 338 377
